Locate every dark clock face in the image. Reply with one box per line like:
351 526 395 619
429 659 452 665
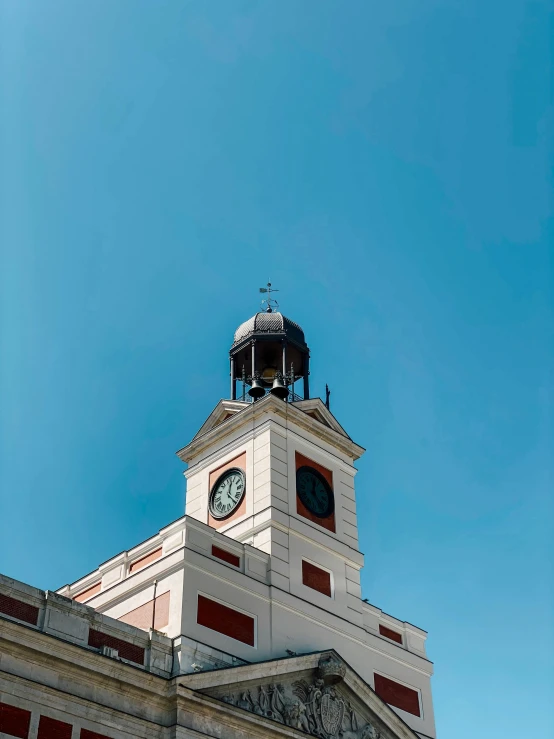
209 468 246 519
296 466 334 518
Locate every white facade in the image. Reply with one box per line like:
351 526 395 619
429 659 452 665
53 393 436 739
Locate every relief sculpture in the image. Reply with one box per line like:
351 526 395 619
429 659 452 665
220 655 383 739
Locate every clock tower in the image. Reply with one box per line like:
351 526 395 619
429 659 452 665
177 306 368 628
47 299 436 739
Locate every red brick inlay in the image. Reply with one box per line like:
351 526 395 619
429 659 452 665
81 730 112 739
88 629 145 665
197 594 255 646
0 702 32 739
295 452 336 533
379 624 403 644
0 593 39 625
74 582 101 603
212 545 240 568
374 674 421 717
37 715 73 739
118 591 170 632
302 560 332 597
129 547 163 574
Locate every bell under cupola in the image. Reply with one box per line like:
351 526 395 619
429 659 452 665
229 283 310 402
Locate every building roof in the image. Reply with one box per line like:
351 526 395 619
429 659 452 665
232 311 307 348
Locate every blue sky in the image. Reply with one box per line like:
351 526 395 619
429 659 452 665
1 1 552 736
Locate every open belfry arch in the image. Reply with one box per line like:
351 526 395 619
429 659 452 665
0 294 436 739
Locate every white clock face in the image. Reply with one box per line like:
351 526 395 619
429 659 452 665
209 468 246 519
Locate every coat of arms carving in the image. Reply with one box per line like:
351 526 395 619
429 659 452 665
320 690 345 735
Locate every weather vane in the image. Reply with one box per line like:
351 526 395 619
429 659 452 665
259 280 279 312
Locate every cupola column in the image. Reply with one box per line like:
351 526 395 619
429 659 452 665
230 356 236 400
304 353 310 400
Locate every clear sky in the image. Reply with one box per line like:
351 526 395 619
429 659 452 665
1 2 552 737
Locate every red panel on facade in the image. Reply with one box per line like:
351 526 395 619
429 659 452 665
37 716 72 739
0 593 39 626
197 594 255 646
0 702 32 738
129 547 163 574
379 624 403 644
74 583 101 603
118 591 170 632
212 545 240 568
81 730 112 739
88 629 145 665
374 674 421 717
302 560 332 597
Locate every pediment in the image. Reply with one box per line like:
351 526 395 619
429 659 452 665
180 651 418 739
192 399 249 440
192 398 349 442
292 399 351 439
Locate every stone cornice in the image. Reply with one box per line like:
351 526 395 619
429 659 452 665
0 617 168 703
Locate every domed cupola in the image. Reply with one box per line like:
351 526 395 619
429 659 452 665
229 285 310 402
232 311 307 350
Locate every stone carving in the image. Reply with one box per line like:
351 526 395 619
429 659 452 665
318 654 346 684
220 655 384 739
321 689 345 735
342 724 381 739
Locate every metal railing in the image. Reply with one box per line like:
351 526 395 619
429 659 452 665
238 387 304 403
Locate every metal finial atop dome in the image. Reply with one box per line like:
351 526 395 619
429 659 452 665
259 281 279 313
